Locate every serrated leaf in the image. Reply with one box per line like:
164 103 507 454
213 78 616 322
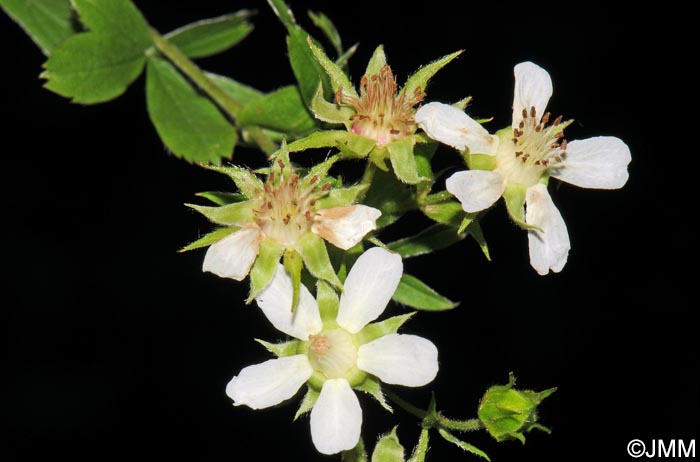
354 377 392 412
387 224 467 259
195 191 247 206
268 0 330 107
72 0 150 46
205 72 263 106
0 0 76 55
401 50 462 99
255 338 299 357
165 11 254 59
248 239 284 301
438 429 490 461
187 200 254 226
372 427 405 462
41 32 146 103
357 313 414 344
364 169 417 228
343 439 368 462
294 386 320 421
308 11 342 57
179 227 238 252
393 274 458 311
238 86 316 135
146 57 237 164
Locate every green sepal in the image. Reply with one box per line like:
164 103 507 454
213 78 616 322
187 201 255 226
357 313 414 344
371 427 405 462
145 57 236 164
457 214 473 235
308 11 342 58
387 138 425 185
364 45 387 77
205 165 264 198
465 153 498 171
179 227 238 252
295 232 342 289
468 220 491 261
310 82 353 126
387 224 467 259
503 183 541 231
407 428 430 462
393 274 458 311
238 85 317 135
195 191 247 206
294 386 320 421
164 11 254 59
255 338 300 357
452 96 473 111
478 373 557 443
343 438 368 462
327 242 363 285
316 280 339 323
248 239 285 302
283 249 304 311
338 134 377 159
315 184 367 209
287 130 350 152
0 0 76 55
421 201 465 227
401 50 463 99
307 35 357 97
437 429 490 461
302 153 340 188
354 377 392 412
335 43 358 70
205 72 263 106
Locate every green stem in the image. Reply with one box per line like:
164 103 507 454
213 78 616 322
384 389 483 433
384 389 426 420
149 28 277 156
437 416 483 432
355 161 376 202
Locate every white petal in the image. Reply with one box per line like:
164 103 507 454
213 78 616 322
551 136 631 189
336 247 403 333
512 62 553 128
226 355 313 410
525 184 571 275
312 205 381 250
416 102 498 155
446 170 505 213
357 334 438 387
255 264 322 340
202 226 262 280
310 378 362 455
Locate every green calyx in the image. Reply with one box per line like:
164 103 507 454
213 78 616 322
477 373 556 443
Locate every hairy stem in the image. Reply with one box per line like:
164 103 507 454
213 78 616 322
355 162 377 202
384 389 427 420
385 389 483 433
149 28 277 155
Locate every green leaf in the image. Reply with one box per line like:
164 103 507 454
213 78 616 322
248 239 285 301
195 191 247 206
179 227 238 252
401 50 462 99
316 280 339 323
365 45 387 77
357 313 414 344
205 72 263 106
354 377 392 412
308 11 342 57
343 439 368 462
238 86 317 135
295 232 342 289
72 0 150 46
393 274 458 311
0 0 75 55
388 138 424 185
255 338 299 357
146 57 237 164
41 32 146 103
387 224 466 259
438 429 490 461
294 386 320 420
187 201 254 226
283 249 303 311
308 36 356 97
372 427 405 462
407 429 430 462
268 0 330 107
206 165 264 198
364 169 417 228
421 201 465 227
315 184 367 209
165 11 254 59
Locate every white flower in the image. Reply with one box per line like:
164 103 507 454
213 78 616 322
416 61 631 275
225 247 439 455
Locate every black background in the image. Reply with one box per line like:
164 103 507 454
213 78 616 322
3 1 697 461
